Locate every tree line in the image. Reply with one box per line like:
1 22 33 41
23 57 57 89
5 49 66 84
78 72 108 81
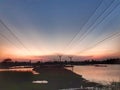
0 58 120 68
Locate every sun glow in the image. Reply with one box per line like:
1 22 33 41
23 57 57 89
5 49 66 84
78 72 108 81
0 0 120 61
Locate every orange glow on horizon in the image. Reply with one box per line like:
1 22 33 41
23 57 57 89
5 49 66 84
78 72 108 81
0 44 120 61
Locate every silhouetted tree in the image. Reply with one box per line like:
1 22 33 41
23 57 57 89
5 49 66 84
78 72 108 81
1 58 13 68
2 58 13 63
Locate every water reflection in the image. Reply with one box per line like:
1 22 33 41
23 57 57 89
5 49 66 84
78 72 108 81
0 65 119 85
32 70 39 75
0 67 100 90
67 65 120 84
32 80 48 84
0 66 39 75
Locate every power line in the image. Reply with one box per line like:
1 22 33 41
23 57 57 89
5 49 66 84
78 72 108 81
63 0 103 53
76 32 120 54
67 0 116 51
71 2 120 51
0 33 21 49
74 0 120 49
0 19 31 54
0 33 32 55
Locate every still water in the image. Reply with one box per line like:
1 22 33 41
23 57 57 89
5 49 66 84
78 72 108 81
67 64 120 84
0 65 119 84
0 67 39 75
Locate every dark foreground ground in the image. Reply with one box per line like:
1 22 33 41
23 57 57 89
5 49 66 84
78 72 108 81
0 68 102 90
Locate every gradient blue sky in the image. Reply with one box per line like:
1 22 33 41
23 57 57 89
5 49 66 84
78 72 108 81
0 0 120 61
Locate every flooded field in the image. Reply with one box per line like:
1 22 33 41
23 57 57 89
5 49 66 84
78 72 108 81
67 64 120 84
0 64 119 90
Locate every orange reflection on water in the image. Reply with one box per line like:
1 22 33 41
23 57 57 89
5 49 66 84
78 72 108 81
67 65 120 84
0 67 39 75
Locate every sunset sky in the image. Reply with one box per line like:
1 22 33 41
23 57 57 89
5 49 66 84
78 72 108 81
0 0 120 61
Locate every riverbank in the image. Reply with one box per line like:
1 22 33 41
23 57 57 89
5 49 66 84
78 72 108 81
0 67 102 90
